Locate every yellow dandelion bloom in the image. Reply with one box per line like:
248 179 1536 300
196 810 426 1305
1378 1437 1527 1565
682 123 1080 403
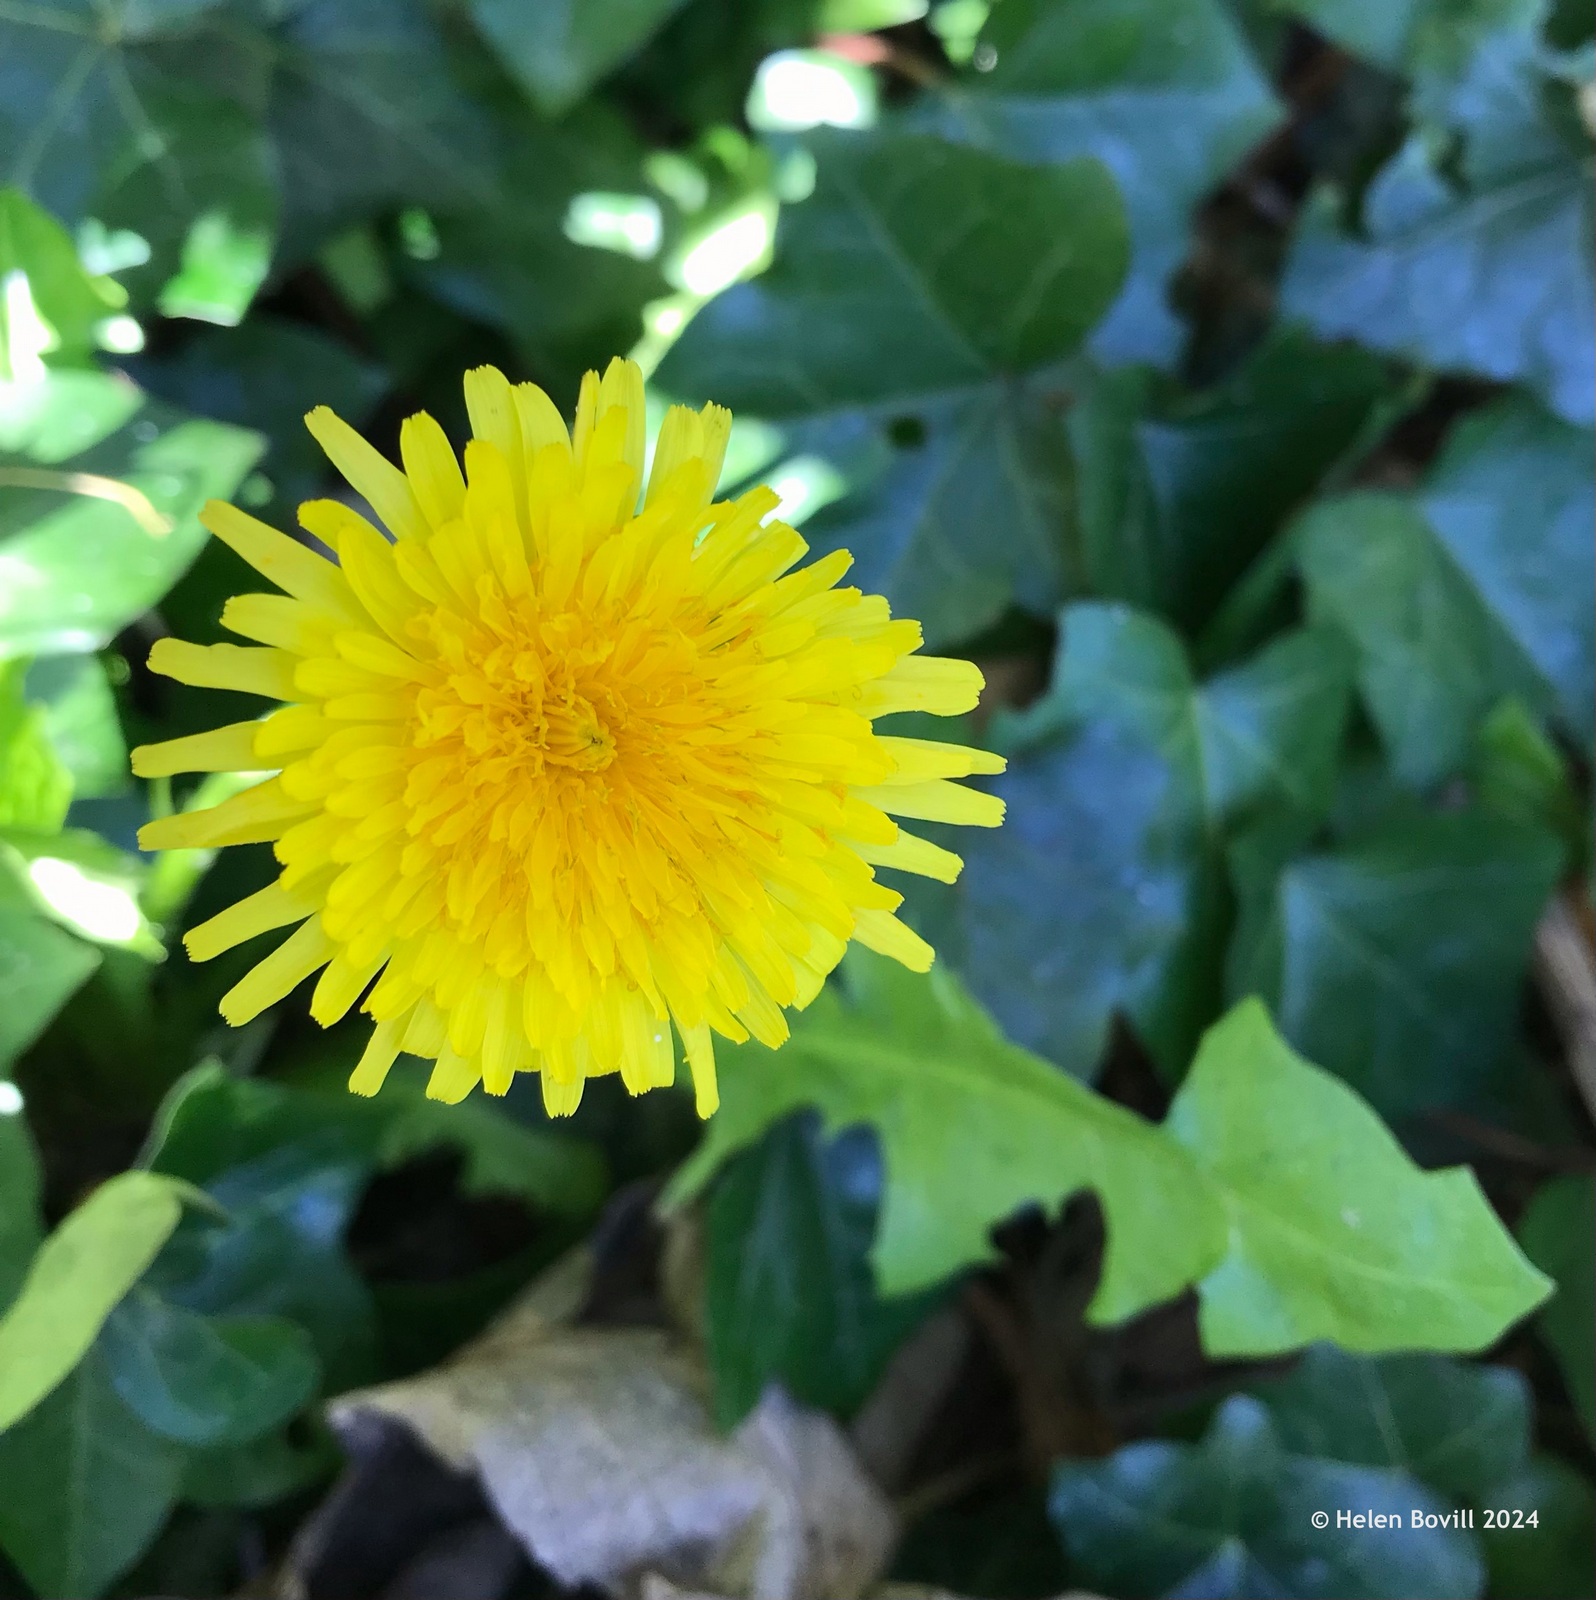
131 359 1004 1117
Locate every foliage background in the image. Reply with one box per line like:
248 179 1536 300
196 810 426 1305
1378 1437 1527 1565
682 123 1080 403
0 0 1592 1596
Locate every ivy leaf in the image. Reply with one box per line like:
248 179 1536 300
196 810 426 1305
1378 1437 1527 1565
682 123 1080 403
467 0 692 116
1050 1394 1485 1600
141 1065 379 1391
0 5 277 308
659 129 1129 647
918 0 1282 364
1069 330 1398 631
1298 397 1593 786
0 369 263 658
668 949 1229 1319
1517 1173 1596 1442
265 0 500 255
100 1288 319 1447
961 603 1349 1079
672 961 1546 1358
0 188 119 375
1481 1453 1596 1600
1227 811 1563 1126
1282 59 1594 422
0 1344 187 1600
23 655 129 800
129 313 388 519
0 869 100 1073
0 660 71 831
703 1112 936 1428
0 1169 193 1433
0 1109 42 1311
1252 1343 1532 1500
1169 998 1553 1356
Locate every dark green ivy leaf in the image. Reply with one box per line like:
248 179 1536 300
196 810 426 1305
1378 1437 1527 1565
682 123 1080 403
917 0 1282 365
467 0 692 116
703 1111 936 1428
659 129 1129 647
961 602 1350 1079
1069 329 1398 632
1282 31 1594 422
1517 1173 1596 1442
1050 1394 1484 1600
0 4 278 309
101 1287 319 1447
1252 1343 1531 1501
0 1344 187 1600
1298 395 1594 786
1227 810 1563 1127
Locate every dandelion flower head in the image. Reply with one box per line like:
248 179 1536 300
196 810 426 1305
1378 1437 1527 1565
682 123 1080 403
132 360 1005 1116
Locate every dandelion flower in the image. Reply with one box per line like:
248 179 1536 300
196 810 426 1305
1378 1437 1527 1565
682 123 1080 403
132 359 1004 1116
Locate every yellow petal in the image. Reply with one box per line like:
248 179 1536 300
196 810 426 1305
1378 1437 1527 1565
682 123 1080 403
219 918 335 1025
200 500 364 621
349 1017 405 1096
304 406 425 541
148 639 298 701
875 735 1005 782
846 829 964 884
399 411 466 530
852 778 1004 828
139 779 313 851
131 721 262 779
185 879 320 962
852 907 935 973
857 655 984 718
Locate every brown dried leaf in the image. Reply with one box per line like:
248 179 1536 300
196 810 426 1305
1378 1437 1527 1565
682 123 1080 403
327 1249 895 1600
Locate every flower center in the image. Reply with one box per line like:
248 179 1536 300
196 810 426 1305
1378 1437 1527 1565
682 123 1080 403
540 688 615 772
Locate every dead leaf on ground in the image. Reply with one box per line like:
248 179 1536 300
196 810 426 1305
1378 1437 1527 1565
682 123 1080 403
322 1247 896 1600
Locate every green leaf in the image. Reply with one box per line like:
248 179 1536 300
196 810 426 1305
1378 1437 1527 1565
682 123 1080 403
0 187 117 377
668 949 1228 1315
665 132 1127 412
0 369 263 658
1226 811 1563 1124
1516 1173 1596 1441
0 1169 192 1433
659 129 1129 646
0 659 71 831
703 1112 936 1427
266 0 500 254
24 654 129 800
1069 330 1398 630
131 313 388 518
1481 1454 1596 1600
673 967 1548 1357
918 0 1282 364
1282 85 1594 423
1252 1343 1531 1499
142 1065 379 1390
0 6 278 308
468 0 692 116
0 875 100 1072
1168 998 1552 1356
962 603 1349 1078
1299 396 1594 782
1469 698 1587 869
2 826 162 955
101 1289 318 1447
0 1107 42 1311
0 1344 186 1600
1050 1393 1485 1599
1420 395 1595 744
